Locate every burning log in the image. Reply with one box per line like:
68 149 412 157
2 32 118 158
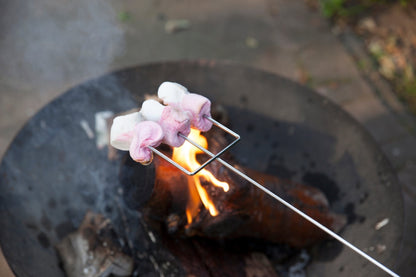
143 128 346 248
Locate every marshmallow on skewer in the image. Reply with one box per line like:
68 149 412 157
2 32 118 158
141 99 191 147
110 112 144 151
157 81 188 105
158 82 213 132
129 121 164 165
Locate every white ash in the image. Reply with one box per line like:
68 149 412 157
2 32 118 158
376 244 387 254
165 19 190 34
149 255 165 277
288 250 310 277
80 120 94 139
95 111 114 149
375 218 389 230
148 231 157 243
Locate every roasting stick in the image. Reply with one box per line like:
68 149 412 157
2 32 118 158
153 116 400 277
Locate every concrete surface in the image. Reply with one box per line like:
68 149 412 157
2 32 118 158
0 0 415 276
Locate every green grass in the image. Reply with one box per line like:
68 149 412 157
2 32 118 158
319 0 416 19
118 11 131 22
319 0 367 18
400 79 416 114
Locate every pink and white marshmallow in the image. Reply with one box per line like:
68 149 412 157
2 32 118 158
110 111 164 165
158 82 213 132
141 99 191 147
129 121 164 165
110 112 144 151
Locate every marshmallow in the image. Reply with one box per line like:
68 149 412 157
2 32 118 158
129 121 164 165
110 112 144 151
182 93 212 132
141 99 164 122
157 82 213 132
158 82 189 105
141 99 191 147
160 106 191 147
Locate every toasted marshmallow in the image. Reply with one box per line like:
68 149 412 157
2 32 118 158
110 112 144 151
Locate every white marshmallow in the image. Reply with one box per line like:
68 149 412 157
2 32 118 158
141 99 165 121
157 82 189 105
110 112 144 151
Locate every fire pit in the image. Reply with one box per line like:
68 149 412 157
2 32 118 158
0 61 403 276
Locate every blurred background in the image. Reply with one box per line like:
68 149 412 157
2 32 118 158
1 0 415 276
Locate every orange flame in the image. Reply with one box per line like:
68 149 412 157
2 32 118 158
172 129 229 224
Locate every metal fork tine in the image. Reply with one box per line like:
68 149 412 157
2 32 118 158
150 117 240 176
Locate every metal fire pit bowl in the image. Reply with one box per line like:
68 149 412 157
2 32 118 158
0 61 403 277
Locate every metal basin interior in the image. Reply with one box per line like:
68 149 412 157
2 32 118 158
0 61 403 277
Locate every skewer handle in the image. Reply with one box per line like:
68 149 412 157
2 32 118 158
188 137 400 277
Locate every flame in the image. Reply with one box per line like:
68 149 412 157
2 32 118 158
172 128 229 224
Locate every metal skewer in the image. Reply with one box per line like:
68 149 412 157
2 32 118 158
148 116 240 176
150 116 400 277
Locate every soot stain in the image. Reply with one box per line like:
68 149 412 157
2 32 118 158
80 191 96 205
26 222 38 231
41 213 52 231
55 221 75 240
240 95 248 104
246 123 255 132
60 195 69 205
105 205 113 213
48 198 57 209
302 172 339 204
119 153 155 210
359 192 369 204
312 240 344 262
266 160 296 179
344 202 366 224
37 232 50 249
64 209 77 219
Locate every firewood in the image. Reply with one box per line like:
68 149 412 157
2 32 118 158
143 129 346 248
56 212 133 277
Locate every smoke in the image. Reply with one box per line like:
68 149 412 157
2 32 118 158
0 0 125 89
